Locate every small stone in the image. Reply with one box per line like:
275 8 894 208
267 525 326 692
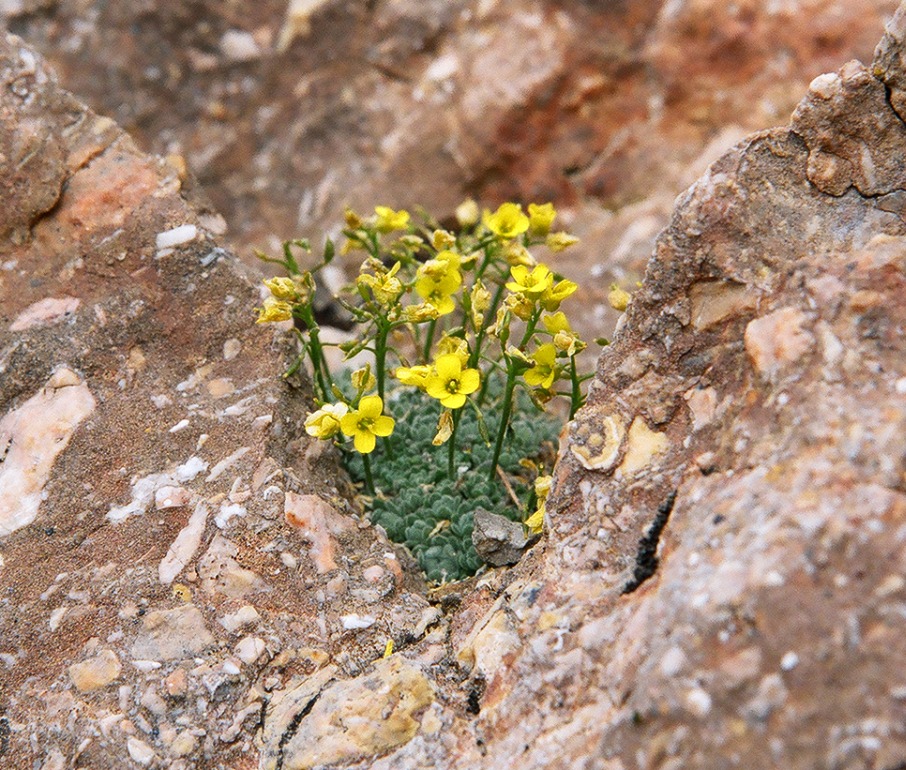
235 636 266 664
471 508 536 567
127 736 156 766
170 730 197 757
685 687 712 717
223 338 242 360
220 29 262 62
155 224 198 250
68 649 121 691
780 651 800 671
163 668 188 698
130 604 215 661
341 614 375 630
219 605 261 633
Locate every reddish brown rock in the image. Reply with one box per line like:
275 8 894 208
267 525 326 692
4 2 906 768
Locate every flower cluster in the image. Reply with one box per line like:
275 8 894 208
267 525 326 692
256 202 604 579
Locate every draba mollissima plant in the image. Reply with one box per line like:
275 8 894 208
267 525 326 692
256 201 603 582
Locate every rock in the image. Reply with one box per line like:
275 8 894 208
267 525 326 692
261 657 435 770
68 649 121 691
130 604 216 662
471 508 536 567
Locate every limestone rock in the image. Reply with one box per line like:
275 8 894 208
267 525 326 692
68 649 121 691
130 604 216 662
261 657 435 770
471 508 535 567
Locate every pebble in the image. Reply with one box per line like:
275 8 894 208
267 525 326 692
235 636 266 664
220 29 262 62
126 736 156 766
68 649 121 691
155 224 198 250
780 651 800 671
219 605 261 633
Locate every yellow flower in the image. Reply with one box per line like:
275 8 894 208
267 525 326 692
503 241 536 267
456 199 480 228
263 276 298 301
256 297 293 324
351 366 376 393
344 208 363 229
401 303 440 323
524 343 559 389
425 354 481 409
524 502 545 535
528 202 556 236
608 284 632 312
506 264 554 300
483 202 530 239
470 279 492 328
435 335 469 366
534 474 552 500
540 278 578 311
545 232 580 252
340 395 395 453
358 261 403 305
304 402 349 439
394 364 431 389
432 410 454 446
504 292 534 321
374 206 410 233
432 229 456 250
415 252 462 316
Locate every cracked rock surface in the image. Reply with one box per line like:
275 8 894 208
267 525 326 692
3 3 906 769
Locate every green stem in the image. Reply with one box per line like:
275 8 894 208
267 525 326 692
375 322 389 403
569 354 582 419
362 453 375 495
447 410 461 479
422 318 437 363
469 281 506 370
489 363 517 482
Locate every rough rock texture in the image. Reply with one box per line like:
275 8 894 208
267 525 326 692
4 4 906 769
0 33 436 769
2 0 900 355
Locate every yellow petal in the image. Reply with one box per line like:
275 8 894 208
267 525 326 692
354 431 377 453
358 395 384 419
459 369 480 394
442 392 467 409
435 354 461 381
372 415 395 437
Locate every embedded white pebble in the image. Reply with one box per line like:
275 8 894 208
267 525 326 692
131 660 162 672
223 338 242 360
780 651 799 671
126 736 156 766
155 486 192 509
341 614 376 630
0 369 96 536
219 605 261 632
896 377 906 395
235 636 266 664
220 29 261 62
215 503 246 529
150 394 172 409
659 646 687 677
158 502 210 585
176 456 207 482
222 659 242 676
280 552 298 569
685 687 712 717
206 447 250 482
155 224 198 250
107 473 174 523
169 419 190 433
49 607 67 631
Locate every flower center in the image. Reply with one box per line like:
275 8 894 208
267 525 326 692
447 379 460 394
